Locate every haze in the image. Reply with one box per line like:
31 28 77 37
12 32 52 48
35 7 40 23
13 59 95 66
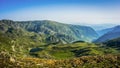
0 0 120 25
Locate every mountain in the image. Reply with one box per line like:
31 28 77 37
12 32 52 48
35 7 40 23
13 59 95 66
0 19 99 56
0 19 98 43
0 20 120 68
95 25 120 43
89 24 117 31
97 27 114 37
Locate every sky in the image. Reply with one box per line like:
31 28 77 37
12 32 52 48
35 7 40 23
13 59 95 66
0 0 120 27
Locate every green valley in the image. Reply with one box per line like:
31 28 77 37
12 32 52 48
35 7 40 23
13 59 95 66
0 20 120 68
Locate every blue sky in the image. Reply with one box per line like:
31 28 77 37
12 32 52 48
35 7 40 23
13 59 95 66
0 0 120 26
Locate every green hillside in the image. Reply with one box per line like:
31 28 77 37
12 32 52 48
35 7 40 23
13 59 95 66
29 42 120 59
0 19 120 68
0 19 98 43
104 37 120 49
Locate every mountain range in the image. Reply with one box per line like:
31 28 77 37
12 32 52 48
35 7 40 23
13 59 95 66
95 25 120 43
0 19 98 43
97 27 114 37
1 19 120 44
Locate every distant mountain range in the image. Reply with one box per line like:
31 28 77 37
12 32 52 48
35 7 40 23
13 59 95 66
97 27 114 37
1 19 120 44
95 25 120 43
0 19 98 44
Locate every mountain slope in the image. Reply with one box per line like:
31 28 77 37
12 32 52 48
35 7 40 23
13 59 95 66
97 27 114 37
69 25 98 42
95 25 120 43
0 19 98 43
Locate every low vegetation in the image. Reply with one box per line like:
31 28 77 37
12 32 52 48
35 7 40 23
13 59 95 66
0 51 120 68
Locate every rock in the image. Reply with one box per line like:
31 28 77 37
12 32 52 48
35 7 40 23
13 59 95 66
9 57 15 63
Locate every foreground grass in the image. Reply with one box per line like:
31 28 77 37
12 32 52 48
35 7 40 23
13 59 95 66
0 51 120 68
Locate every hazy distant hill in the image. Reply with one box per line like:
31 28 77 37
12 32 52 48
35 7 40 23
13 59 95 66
0 19 98 43
95 25 120 43
97 27 114 37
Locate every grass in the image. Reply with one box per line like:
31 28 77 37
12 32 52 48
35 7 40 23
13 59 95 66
50 50 74 59
0 52 120 68
30 42 120 59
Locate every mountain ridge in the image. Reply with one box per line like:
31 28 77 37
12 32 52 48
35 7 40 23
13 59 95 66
95 25 120 43
0 19 98 43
